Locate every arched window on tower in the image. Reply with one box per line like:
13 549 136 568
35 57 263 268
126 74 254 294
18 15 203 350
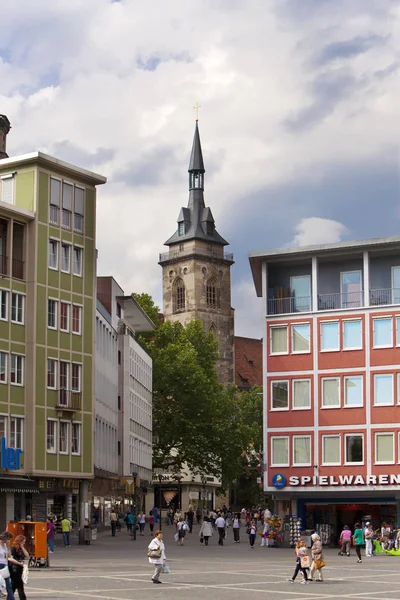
173 277 185 312
206 277 219 309
209 323 217 337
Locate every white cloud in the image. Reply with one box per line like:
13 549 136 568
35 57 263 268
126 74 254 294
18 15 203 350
292 217 349 247
233 280 263 339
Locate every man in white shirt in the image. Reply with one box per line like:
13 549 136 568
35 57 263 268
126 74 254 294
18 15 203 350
215 514 226 546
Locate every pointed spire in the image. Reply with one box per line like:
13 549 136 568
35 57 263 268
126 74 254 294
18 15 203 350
188 121 205 173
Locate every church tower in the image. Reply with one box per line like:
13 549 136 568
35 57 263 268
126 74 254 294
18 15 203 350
159 121 235 386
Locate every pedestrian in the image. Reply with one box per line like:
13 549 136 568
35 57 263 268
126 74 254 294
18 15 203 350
61 515 71 547
210 510 217 530
288 538 309 584
126 512 134 534
186 507 194 533
365 523 374 557
196 506 202 524
248 519 257 548
10 534 29 600
199 516 213 546
0 532 16 600
173 509 182 529
226 509 232 528
147 530 166 585
215 513 226 546
396 528 400 551
339 525 351 556
353 522 364 563
260 519 270 547
177 518 186 546
380 522 391 550
139 512 146 536
148 511 154 535
233 513 241 543
47 517 55 553
310 533 325 582
110 508 118 537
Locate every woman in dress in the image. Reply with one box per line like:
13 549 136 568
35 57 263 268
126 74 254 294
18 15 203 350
10 535 29 599
199 516 213 546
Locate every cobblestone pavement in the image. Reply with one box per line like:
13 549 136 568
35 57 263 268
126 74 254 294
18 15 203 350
25 525 400 599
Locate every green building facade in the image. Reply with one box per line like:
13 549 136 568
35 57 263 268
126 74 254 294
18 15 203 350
0 151 106 529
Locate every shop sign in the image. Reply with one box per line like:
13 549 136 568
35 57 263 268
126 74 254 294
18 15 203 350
288 474 400 487
272 473 286 489
1 437 22 470
38 479 57 491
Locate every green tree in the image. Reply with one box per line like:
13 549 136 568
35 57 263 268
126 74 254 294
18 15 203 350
132 293 162 340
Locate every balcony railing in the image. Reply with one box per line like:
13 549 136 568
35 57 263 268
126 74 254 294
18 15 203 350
318 291 363 310
268 296 311 315
57 390 82 411
370 288 400 306
159 246 234 262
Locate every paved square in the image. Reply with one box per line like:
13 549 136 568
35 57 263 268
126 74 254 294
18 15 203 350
26 524 400 599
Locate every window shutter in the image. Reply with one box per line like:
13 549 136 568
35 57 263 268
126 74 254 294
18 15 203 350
1 177 14 204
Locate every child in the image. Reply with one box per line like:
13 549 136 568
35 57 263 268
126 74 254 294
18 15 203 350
260 520 270 547
288 538 309 584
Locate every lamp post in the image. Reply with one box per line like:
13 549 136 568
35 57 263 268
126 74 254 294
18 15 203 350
158 473 163 532
174 474 183 510
201 475 207 513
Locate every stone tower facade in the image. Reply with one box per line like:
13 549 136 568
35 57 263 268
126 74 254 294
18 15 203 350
159 122 235 386
0 114 11 159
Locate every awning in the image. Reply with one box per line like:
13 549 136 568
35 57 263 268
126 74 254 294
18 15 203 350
0 477 39 494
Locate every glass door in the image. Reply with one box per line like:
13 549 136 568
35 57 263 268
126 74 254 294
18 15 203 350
392 267 400 304
341 271 362 308
290 275 311 312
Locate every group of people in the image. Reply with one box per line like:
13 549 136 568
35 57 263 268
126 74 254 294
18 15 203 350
0 530 29 600
288 534 325 584
46 516 72 552
338 520 400 560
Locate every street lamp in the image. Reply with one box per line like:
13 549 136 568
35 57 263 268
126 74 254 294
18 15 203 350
157 473 163 532
201 475 207 512
174 474 183 510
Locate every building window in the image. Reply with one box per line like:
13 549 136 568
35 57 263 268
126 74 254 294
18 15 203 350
344 376 363 407
73 247 83 276
271 381 289 410
290 275 311 312
322 377 340 408
71 364 81 392
0 290 8 321
11 293 24 324
293 436 311 466
375 432 394 464
373 317 393 348
72 423 81 455
59 361 69 396
47 359 57 389
10 354 24 386
293 379 311 410
118 350 121 365
206 278 218 309
321 321 339 351
271 436 289 467
48 239 59 269
270 325 288 354
59 421 69 454
60 302 70 332
341 270 362 308
374 373 394 406
178 222 185 236
179 244 184 252
12 222 24 280
292 324 310 353
322 435 341 465
0 415 7 438
172 277 185 312
49 177 61 224
0 174 14 204
62 182 73 229
48 299 58 329
0 352 7 383
72 305 82 334
116 302 122 318
345 434 363 465
343 320 362 350
61 243 71 273
46 420 57 453
9 416 23 449
74 187 84 233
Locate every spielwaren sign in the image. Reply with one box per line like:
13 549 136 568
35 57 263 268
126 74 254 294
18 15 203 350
289 474 400 486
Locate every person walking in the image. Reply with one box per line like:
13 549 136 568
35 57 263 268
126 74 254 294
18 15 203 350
61 516 71 547
248 519 257 548
47 517 55 553
365 523 374 557
199 516 213 546
186 507 194 533
0 532 16 600
110 509 118 537
353 522 364 563
310 533 325 582
10 534 29 600
148 512 154 535
126 512 134 535
148 530 166 584
339 525 352 556
139 512 146 536
233 513 241 543
215 513 226 546
260 519 270 547
177 518 186 546
288 538 309 584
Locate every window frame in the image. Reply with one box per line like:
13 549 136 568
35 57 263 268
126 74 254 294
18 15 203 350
59 420 69 454
344 433 364 466
49 177 61 225
71 422 81 455
11 292 25 325
374 373 394 406
60 302 70 333
344 375 363 408
372 317 393 349
73 246 83 277
73 186 84 233
270 324 288 356
48 298 58 330
72 304 82 335
0 173 15 204
291 323 311 354
71 363 82 393
271 379 289 411
60 242 71 273
48 238 59 270
321 376 340 409
320 320 340 352
292 435 312 467
46 419 57 454
62 181 73 229
270 435 289 467
9 416 24 450
0 352 7 384
292 378 311 410
322 434 341 466
10 354 24 386
375 432 394 465
0 289 8 321
0 414 8 439
47 358 57 390
342 319 362 350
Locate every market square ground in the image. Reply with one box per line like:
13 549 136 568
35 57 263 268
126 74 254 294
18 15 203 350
25 525 400 600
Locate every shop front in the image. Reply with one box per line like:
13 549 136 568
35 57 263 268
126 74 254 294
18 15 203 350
31 477 87 531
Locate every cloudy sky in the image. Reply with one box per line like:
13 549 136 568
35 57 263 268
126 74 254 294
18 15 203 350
1 0 398 337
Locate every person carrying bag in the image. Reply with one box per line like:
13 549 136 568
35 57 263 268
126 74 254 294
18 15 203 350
147 530 166 584
310 533 325 582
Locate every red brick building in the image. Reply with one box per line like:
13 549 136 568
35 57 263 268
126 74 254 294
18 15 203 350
250 236 400 535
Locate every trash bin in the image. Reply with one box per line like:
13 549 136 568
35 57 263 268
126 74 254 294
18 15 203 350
83 526 92 545
91 528 97 541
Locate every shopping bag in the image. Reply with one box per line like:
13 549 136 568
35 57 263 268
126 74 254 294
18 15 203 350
22 564 29 585
301 555 310 569
0 574 6 595
162 562 170 574
314 558 325 570
174 533 179 542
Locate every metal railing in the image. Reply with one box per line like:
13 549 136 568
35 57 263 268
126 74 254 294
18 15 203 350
318 291 363 310
370 288 400 306
268 296 311 315
57 390 82 411
159 246 234 262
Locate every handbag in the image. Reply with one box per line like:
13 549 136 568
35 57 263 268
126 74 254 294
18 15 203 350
0 565 10 579
313 558 325 570
300 555 310 569
147 547 162 559
200 536 204 543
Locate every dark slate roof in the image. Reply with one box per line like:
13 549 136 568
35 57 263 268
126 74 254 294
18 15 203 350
188 121 204 172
